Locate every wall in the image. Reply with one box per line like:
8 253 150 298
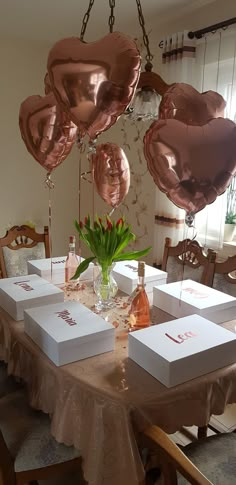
0 39 79 256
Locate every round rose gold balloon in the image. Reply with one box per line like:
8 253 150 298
144 118 236 214
91 143 130 208
159 83 226 125
19 93 77 172
47 32 141 140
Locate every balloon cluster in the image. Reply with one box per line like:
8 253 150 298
144 83 236 217
19 32 140 205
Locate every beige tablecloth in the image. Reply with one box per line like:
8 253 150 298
1 284 236 485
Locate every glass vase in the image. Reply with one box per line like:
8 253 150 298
94 263 118 311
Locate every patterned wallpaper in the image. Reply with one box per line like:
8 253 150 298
79 116 155 265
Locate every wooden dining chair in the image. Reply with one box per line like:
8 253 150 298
0 390 85 485
161 237 216 286
0 225 50 279
142 424 236 484
211 254 236 297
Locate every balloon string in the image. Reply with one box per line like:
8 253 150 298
201 37 207 92
45 184 53 282
92 163 95 226
216 31 222 92
229 33 236 118
181 213 197 283
77 141 85 258
86 140 97 227
81 171 92 183
44 172 54 282
45 172 55 189
49 190 53 281
84 140 97 284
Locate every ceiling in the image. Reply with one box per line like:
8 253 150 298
0 0 216 44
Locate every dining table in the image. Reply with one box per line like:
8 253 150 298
1 281 236 485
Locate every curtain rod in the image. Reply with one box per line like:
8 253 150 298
188 17 236 39
159 17 236 47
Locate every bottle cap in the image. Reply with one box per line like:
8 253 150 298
69 235 76 244
138 261 145 277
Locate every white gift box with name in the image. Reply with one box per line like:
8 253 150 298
113 260 167 297
128 314 236 387
27 256 94 285
0 275 64 321
24 301 115 366
153 279 236 324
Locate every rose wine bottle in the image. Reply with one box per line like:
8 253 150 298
65 236 80 285
129 261 150 331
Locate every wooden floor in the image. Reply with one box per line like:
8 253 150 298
38 404 236 484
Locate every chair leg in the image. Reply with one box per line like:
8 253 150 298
0 432 15 485
161 461 178 485
198 425 208 439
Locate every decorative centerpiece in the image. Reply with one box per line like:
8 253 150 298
72 215 151 310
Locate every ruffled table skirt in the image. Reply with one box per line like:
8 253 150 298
1 285 236 485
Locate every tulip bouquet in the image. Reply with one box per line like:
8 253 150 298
72 215 151 283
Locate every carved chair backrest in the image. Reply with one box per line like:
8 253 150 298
212 255 236 297
0 225 50 279
162 237 216 286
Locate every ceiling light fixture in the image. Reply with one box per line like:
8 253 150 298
79 0 164 122
129 0 160 121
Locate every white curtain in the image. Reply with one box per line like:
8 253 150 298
154 26 236 264
153 31 196 264
194 28 236 249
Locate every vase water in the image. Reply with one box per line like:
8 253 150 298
94 263 118 311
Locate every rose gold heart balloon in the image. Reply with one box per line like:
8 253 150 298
159 83 226 125
47 32 141 140
144 118 236 214
44 73 52 95
19 93 77 173
91 143 130 208
44 72 86 140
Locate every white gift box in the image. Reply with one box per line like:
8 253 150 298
24 301 115 366
128 314 236 387
113 260 167 299
0 275 64 321
153 279 236 324
27 256 94 285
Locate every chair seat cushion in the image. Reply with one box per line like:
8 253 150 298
213 273 236 297
166 257 203 284
0 361 23 397
178 433 236 484
3 243 45 277
0 391 81 472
